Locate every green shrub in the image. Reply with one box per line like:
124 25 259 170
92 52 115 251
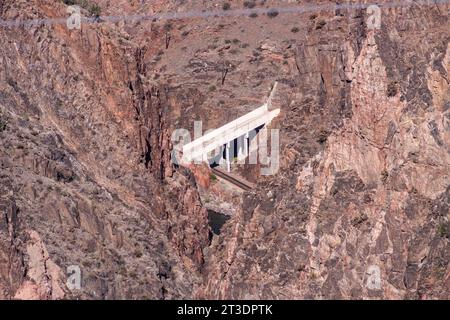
222 3 231 10
89 4 101 17
438 223 448 238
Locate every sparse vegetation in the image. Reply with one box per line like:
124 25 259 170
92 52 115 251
208 85 216 92
210 173 217 182
438 222 448 238
243 1 256 8
220 63 229 85
381 169 389 183
134 249 143 258
315 19 327 30
0 116 6 132
267 9 279 18
249 12 258 18
352 213 368 227
222 2 231 10
291 26 300 33
163 23 173 31
89 3 101 17
309 271 318 280
317 129 329 144
387 81 398 97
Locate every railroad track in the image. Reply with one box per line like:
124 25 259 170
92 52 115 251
211 167 255 191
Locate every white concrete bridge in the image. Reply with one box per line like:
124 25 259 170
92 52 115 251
182 83 280 172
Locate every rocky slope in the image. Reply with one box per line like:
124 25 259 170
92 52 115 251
0 0 449 299
201 1 450 299
0 0 209 299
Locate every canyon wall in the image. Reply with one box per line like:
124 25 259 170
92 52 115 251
0 0 448 299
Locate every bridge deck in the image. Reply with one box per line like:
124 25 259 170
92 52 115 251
183 104 280 161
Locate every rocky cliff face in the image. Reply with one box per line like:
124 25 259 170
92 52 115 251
0 0 209 299
201 2 450 299
0 0 448 299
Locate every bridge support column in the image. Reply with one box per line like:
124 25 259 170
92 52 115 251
226 141 231 172
237 135 245 161
244 132 249 157
237 132 249 163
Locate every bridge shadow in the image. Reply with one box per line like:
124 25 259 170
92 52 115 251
209 124 264 168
